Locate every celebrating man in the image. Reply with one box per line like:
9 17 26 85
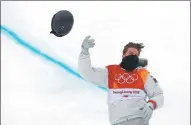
78 36 164 125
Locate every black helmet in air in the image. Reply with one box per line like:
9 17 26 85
50 10 74 37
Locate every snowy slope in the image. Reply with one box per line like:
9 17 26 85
1 34 109 125
1 1 190 125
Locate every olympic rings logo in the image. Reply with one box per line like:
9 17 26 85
114 73 138 84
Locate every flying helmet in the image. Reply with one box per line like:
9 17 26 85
50 10 74 37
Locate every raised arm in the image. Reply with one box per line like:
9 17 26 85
78 36 108 88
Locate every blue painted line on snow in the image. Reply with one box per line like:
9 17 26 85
1 25 107 91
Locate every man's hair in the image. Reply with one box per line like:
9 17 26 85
122 42 145 55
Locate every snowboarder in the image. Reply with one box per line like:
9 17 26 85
78 36 164 125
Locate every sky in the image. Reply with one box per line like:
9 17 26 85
1 1 190 125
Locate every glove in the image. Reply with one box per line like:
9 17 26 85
142 103 154 123
138 100 154 124
81 35 95 55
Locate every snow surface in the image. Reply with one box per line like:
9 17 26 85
1 1 190 125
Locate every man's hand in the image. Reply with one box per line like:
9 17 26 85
81 35 95 55
142 103 154 122
138 100 154 124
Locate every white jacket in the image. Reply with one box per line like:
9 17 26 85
78 51 164 125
